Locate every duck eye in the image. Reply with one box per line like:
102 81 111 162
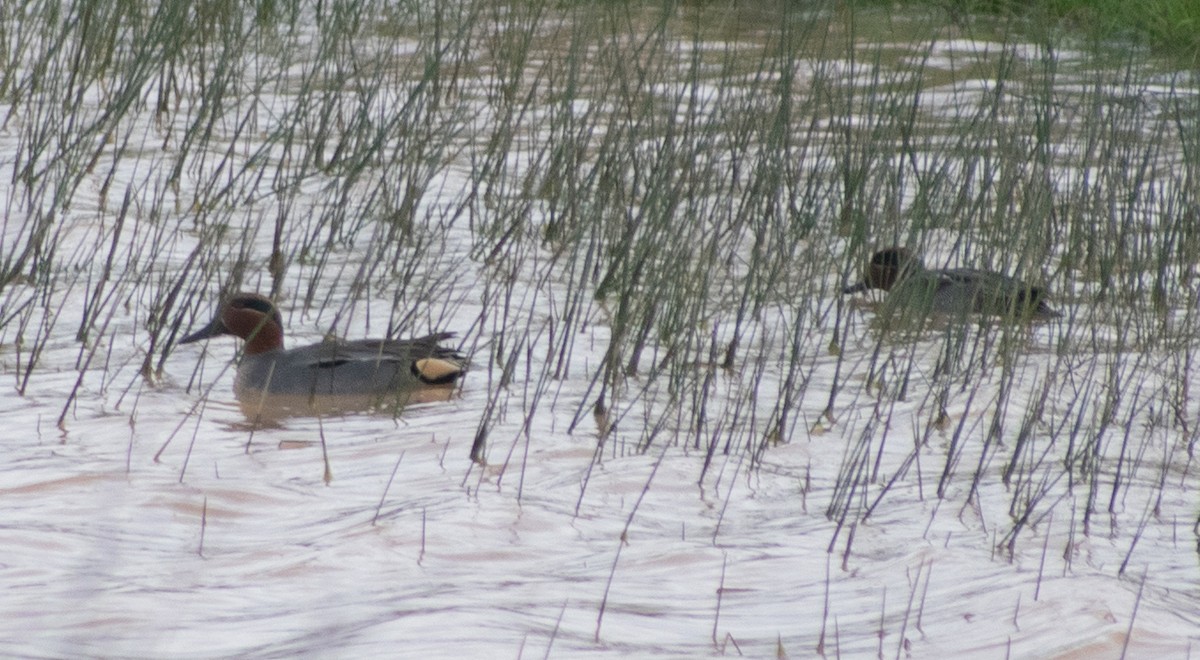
237 298 276 315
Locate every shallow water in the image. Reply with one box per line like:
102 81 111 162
1 3 1199 658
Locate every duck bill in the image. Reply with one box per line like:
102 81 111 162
179 318 228 344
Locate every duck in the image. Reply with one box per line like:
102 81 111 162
179 292 467 415
843 247 1059 321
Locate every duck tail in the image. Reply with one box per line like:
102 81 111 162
1015 286 1062 319
412 345 468 385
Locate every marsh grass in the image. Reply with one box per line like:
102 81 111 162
0 0 1198 651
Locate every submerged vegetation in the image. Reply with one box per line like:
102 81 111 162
0 0 1197 653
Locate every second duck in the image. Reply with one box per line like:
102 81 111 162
843 247 1059 322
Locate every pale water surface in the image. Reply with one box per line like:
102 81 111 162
0 4 1197 658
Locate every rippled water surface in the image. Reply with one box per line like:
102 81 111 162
1 3 1198 657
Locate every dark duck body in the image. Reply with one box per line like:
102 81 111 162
843 247 1059 322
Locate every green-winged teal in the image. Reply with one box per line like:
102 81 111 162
843 247 1059 321
180 292 466 414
